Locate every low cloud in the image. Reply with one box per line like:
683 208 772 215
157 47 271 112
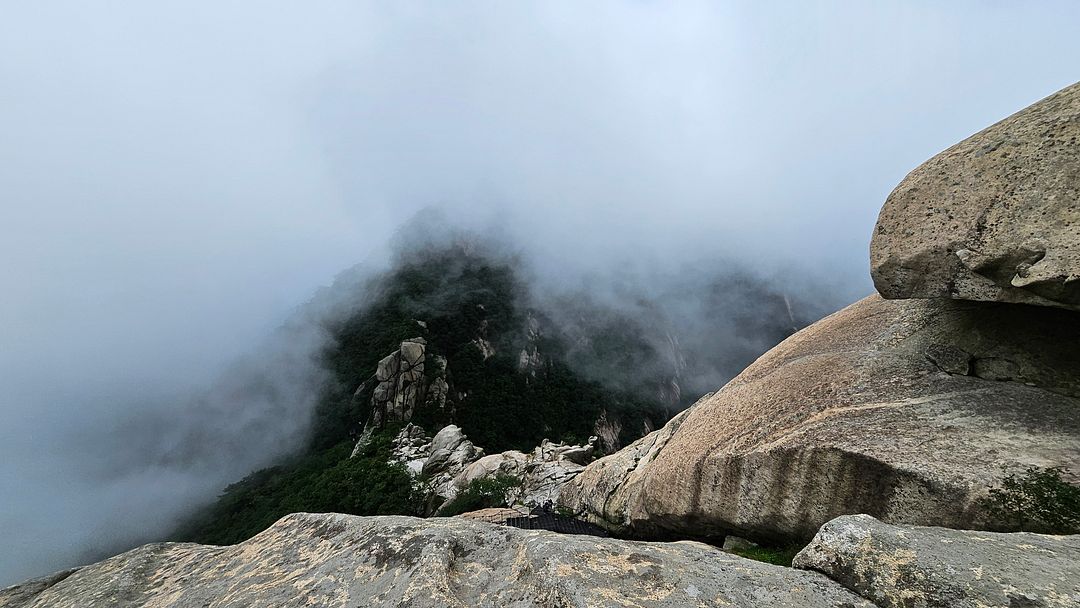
2 1 1079 585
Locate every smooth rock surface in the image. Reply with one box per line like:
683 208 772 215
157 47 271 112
793 514 1080 608
1 513 875 608
561 294 1080 541
871 80 1080 311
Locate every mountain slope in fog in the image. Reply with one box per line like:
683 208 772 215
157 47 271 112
176 239 820 544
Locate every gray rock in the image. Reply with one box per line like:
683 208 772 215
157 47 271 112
560 295 1080 541
363 337 431 432
871 80 1080 311
389 423 433 475
449 437 599 509
793 514 1080 608
0 569 79 608
455 451 529 487
593 409 623 454
1 513 874 608
559 406 693 529
421 424 483 487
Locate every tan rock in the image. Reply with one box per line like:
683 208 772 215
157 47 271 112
871 81 1080 311
561 295 1080 541
793 514 1080 608
454 507 527 524
1 513 874 608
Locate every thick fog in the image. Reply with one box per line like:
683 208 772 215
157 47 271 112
2 1 1079 585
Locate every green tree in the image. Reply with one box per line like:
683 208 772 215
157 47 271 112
437 474 522 517
980 466 1080 534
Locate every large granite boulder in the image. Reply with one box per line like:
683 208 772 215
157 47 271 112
560 294 1080 542
0 513 874 608
793 514 1080 608
871 80 1080 311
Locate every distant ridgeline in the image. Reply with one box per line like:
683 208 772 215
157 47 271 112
176 242 804 545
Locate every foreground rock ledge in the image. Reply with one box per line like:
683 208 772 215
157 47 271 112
794 514 1080 608
870 80 1080 311
0 512 873 608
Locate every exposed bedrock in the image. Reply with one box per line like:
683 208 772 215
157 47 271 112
561 294 1080 541
870 80 1080 311
0 513 874 608
793 514 1080 608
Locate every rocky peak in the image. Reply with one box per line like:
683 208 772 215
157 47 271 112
364 337 429 429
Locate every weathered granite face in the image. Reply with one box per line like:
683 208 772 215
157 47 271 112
871 80 1080 311
561 294 1080 541
559 406 694 534
793 514 1080 608
0 513 875 608
350 337 439 448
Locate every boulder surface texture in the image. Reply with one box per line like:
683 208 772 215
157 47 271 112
0 512 874 608
561 294 1080 541
794 514 1080 608
871 80 1080 311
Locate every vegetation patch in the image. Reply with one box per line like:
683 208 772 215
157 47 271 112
437 474 523 517
728 544 804 567
175 245 678 544
981 466 1080 534
175 427 418 545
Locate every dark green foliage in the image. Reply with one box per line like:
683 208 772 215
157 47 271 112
312 246 668 453
437 474 522 517
177 244 674 545
176 428 417 545
311 250 526 452
980 466 1080 534
729 544 803 567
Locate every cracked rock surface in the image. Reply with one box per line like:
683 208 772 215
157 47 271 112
871 80 1080 312
560 294 1080 541
793 514 1080 608
0 513 875 608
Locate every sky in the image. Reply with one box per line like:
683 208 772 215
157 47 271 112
2 0 1079 586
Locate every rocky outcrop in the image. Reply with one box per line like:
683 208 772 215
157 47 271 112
0 513 875 608
370 337 429 426
560 406 693 534
389 423 432 474
422 424 483 478
455 507 528 524
871 80 1080 312
384 424 484 501
453 437 599 508
561 294 1080 541
793 514 1080 608
351 337 452 452
0 569 79 608
351 338 455 457
593 409 623 454
386 423 597 510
